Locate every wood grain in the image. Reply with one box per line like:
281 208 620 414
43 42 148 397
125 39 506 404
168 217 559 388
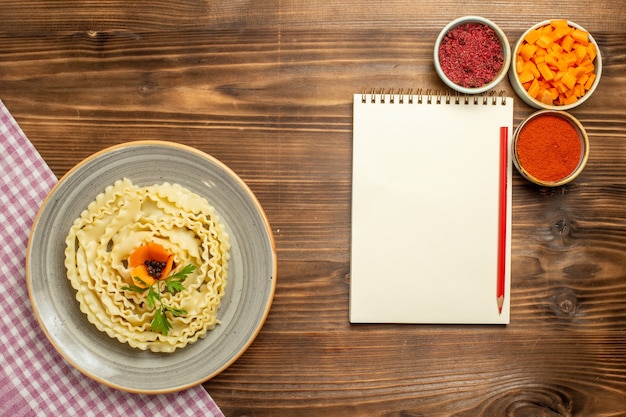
2 1 626 415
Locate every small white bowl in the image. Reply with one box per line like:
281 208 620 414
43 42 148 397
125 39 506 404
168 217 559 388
509 20 602 110
434 16 511 94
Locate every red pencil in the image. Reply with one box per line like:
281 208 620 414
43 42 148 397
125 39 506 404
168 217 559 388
497 126 508 314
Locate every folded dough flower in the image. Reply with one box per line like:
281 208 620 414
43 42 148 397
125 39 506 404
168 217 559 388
128 243 175 287
64 178 230 352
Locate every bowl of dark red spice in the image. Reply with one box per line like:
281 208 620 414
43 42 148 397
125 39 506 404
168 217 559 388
513 110 589 187
434 16 511 94
509 20 602 110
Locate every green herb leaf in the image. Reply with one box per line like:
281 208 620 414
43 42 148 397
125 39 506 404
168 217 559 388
168 264 197 280
151 307 172 335
164 305 187 317
122 264 195 336
120 283 149 293
164 264 195 294
146 286 160 310
165 278 185 294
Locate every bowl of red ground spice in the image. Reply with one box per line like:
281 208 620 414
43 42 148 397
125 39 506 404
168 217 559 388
434 16 511 94
513 110 589 187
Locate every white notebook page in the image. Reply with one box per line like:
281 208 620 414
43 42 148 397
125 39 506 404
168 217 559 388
350 91 513 324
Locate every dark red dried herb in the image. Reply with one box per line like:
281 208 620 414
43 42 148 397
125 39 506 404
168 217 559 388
438 23 504 88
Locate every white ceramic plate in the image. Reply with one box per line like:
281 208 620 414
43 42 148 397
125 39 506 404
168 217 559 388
26 141 276 394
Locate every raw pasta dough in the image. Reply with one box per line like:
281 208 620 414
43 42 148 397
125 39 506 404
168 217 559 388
64 178 230 352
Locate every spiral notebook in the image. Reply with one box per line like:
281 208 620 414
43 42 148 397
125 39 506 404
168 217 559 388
350 89 513 324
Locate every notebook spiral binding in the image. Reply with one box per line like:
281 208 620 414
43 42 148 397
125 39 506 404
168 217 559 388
361 88 508 105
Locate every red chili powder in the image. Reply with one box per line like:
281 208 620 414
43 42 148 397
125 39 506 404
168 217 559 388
516 114 582 183
438 23 504 88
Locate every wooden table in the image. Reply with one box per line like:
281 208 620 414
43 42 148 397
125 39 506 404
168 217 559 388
3 1 626 415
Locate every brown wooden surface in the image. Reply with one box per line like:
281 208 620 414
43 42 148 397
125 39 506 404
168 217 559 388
3 1 626 415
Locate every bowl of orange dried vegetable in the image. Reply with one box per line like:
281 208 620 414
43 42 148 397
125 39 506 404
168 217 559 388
509 19 602 110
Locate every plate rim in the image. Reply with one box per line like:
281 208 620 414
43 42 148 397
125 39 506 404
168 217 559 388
25 140 277 394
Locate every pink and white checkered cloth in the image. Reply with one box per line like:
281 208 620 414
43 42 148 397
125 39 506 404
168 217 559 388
0 100 224 417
